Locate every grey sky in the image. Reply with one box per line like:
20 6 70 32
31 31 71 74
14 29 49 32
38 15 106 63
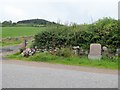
0 0 119 24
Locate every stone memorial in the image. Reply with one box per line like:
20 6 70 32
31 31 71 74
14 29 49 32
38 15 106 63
88 43 102 60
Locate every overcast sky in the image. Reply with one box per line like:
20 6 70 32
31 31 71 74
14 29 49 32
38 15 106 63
0 0 119 24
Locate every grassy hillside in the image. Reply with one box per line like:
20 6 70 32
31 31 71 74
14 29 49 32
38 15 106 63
2 27 46 38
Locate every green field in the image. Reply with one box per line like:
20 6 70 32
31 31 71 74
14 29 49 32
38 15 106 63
0 26 47 46
1 27 46 38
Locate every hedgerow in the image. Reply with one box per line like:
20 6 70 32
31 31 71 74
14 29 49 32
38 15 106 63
33 17 120 53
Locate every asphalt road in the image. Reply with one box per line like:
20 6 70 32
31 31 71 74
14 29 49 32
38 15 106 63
2 63 118 88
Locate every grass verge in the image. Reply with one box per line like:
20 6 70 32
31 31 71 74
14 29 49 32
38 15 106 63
6 52 119 70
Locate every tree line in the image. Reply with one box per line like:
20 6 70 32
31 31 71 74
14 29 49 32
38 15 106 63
1 19 57 27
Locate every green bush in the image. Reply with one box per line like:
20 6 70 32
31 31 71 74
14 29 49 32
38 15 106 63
56 48 73 57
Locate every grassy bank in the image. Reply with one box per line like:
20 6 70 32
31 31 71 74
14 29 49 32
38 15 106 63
6 52 119 70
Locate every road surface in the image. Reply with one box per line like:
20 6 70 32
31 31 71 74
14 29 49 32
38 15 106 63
2 61 118 88
0 45 119 88
0 45 20 89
